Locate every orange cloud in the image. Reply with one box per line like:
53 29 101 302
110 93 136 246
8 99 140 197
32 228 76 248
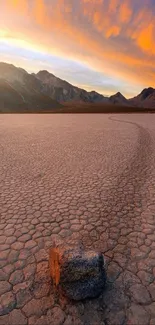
93 11 101 26
82 0 101 21
82 0 103 3
105 25 121 38
93 11 110 33
33 0 49 26
119 0 132 23
8 0 28 14
137 23 155 54
128 7 155 55
108 0 120 13
90 0 131 37
1 0 155 90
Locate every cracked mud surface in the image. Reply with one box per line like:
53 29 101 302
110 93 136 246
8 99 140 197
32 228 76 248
0 114 155 325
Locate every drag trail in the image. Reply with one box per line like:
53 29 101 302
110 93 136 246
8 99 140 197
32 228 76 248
0 114 155 325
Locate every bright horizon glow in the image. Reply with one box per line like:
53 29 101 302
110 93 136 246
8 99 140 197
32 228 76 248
1 0 155 98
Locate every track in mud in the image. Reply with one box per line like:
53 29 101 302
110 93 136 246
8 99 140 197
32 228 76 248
0 114 155 325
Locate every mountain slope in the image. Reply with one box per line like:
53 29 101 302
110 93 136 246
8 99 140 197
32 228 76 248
129 88 155 108
109 92 129 106
35 70 108 103
1 62 155 111
0 62 62 112
33 70 155 108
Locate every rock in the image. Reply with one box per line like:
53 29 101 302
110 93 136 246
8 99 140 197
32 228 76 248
62 273 105 300
49 244 106 300
63 315 73 325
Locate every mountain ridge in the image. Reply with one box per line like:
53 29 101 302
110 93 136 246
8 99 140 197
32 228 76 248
0 62 155 112
34 69 108 104
0 62 62 112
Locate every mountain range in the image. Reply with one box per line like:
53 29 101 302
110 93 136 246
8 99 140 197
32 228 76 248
0 62 155 112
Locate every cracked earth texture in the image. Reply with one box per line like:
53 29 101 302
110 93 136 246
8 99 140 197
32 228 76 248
0 114 155 325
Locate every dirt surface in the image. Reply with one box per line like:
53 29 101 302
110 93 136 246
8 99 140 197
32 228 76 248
0 114 155 325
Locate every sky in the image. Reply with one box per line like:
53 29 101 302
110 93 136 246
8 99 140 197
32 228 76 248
0 0 155 98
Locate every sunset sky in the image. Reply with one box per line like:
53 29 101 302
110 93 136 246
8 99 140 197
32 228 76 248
0 0 155 97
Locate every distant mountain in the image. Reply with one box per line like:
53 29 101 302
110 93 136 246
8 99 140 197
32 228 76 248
34 70 108 104
129 87 155 108
109 92 129 106
0 62 155 112
0 62 62 112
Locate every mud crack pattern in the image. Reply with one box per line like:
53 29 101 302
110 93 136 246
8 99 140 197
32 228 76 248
0 114 155 325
